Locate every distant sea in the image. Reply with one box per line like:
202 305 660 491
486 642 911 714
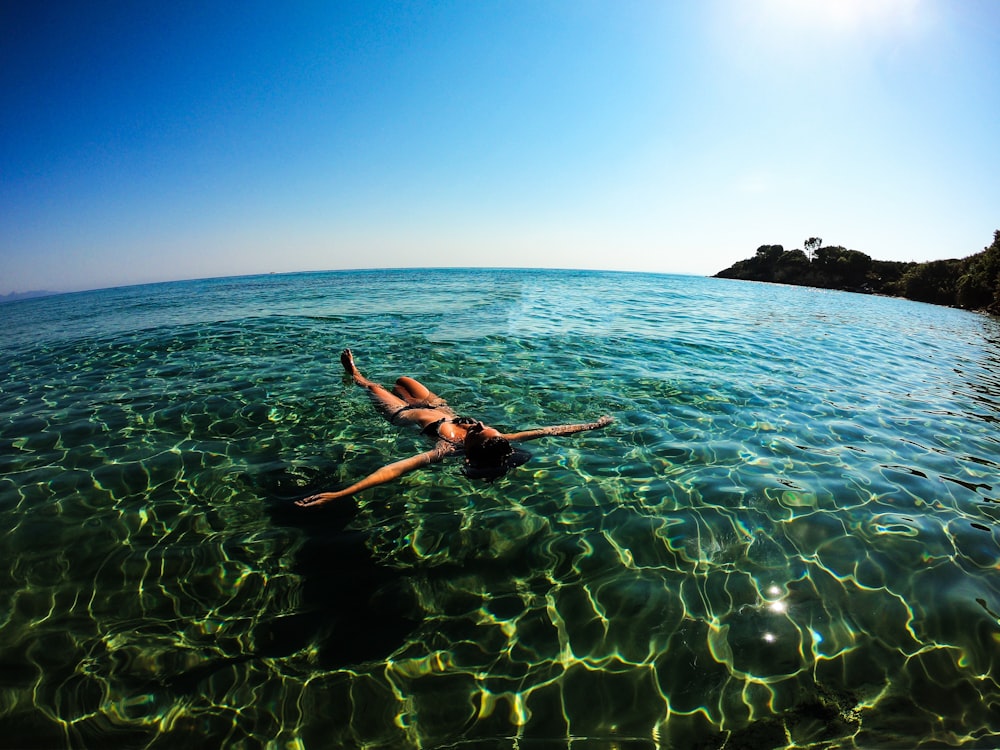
0 290 57 304
1 269 999 748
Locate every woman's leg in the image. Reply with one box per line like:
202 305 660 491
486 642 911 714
393 376 435 402
340 350 455 423
393 377 455 416
340 350 409 421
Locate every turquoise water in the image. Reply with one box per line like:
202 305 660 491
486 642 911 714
2 269 999 748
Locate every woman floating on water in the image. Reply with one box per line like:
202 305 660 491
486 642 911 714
295 350 613 507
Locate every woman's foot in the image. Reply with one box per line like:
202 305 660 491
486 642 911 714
341 348 379 389
341 349 359 377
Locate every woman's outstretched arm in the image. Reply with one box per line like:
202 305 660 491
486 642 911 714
501 415 613 443
295 444 456 507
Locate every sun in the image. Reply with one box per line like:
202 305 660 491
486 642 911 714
713 0 933 65
761 0 925 35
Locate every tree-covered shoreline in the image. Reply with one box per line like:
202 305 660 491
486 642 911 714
714 230 1000 315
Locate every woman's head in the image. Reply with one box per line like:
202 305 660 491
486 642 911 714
462 423 530 481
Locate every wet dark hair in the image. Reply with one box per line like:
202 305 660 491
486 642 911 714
462 434 531 482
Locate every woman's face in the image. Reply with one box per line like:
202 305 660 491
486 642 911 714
463 422 502 450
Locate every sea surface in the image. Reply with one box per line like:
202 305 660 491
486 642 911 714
1 269 999 749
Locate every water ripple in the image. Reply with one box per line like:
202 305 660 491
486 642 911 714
1 270 999 747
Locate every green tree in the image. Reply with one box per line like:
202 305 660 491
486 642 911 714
900 260 962 306
774 249 811 284
714 230 1000 313
812 246 872 290
870 259 915 296
804 237 822 261
956 230 1000 311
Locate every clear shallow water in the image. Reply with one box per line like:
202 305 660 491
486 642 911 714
1 269 999 748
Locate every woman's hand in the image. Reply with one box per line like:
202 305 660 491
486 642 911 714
294 491 340 508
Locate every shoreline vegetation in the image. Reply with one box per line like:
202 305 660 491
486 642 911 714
715 230 1000 315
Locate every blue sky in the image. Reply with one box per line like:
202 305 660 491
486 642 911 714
2 0 998 294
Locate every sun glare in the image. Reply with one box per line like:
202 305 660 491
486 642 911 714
763 0 925 35
713 0 933 71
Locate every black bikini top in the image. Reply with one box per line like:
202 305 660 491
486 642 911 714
422 416 478 445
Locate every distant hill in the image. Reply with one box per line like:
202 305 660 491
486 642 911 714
714 230 1000 315
0 290 58 304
